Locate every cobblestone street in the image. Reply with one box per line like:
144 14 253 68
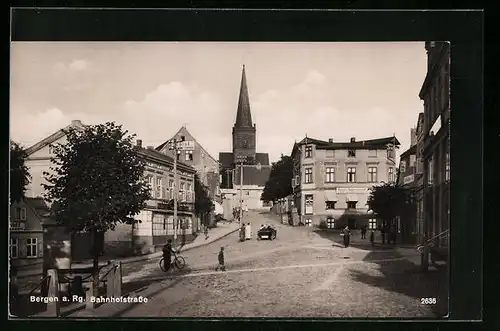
69 211 448 318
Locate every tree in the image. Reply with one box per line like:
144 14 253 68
10 141 31 204
43 122 151 296
261 155 293 203
366 182 414 230
194 174 213 225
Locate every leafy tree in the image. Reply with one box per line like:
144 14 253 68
194 174 214 225
10 141 31 204
367 182 414 231
43 122 151 295
261 155 293 203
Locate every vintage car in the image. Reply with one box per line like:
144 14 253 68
257 225 277 240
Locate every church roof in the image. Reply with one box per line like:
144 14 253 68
233 166 272 187
234 65 253 128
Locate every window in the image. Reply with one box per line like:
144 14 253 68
368 149 377 157
445 152 450 182
347 167 356 183
325 201 336 210
348 149 356 157
347 201 357 209
325 167 335 183
410 155 417 167
48 145 55 155
305 145 313 158
368 167 377 183
304 195 314 215
156 177 163 199
400 161 406 174
15 207 27 221
369 218 377 230
148 176 155 197
295 176 300 186
305 219 312 227
387 146 395 159
304 168 313 184
10 238 18 259
327 218 335 229
26 238 37 258
10 221 24 230
291 178 296 187
326 150 335 158
185 150 193 161
428 158 434 185
176 150 181 161
388 167 394 182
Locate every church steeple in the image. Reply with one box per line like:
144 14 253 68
235 64 253 128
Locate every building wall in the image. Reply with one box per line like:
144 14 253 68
233 185 267 210
296 143 395 229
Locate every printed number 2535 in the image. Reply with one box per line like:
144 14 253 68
421 298 437 305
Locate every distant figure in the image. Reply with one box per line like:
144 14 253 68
370 230 375 246
244 205 249 213
245 222 252 240
342 226 351 248
361 226 367 239
215 247 226 271
381 226 386 244
239 224 245 242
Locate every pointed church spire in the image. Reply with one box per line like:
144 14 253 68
235 64 253 127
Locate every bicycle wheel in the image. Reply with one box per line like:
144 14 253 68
174 256 186 269
159 258 166 272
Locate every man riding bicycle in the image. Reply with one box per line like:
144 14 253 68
162 239 176 272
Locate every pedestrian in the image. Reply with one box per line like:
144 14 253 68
360 226 366 239
204 225 209 240
215 247 226 271
162 239 175 272
245 222 252 240
342 226 351 248
370 230 375 247
239 224 245 242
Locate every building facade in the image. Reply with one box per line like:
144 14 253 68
23 121 196 257
9 197 49 268
291 136 400 229
414 113 425 245
219 65 271 210
420 41 451 252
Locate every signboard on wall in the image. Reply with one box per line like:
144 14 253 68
336 187 369 194
177 141 195 151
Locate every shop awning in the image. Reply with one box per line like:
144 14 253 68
346 194 358 202
324 190 338 201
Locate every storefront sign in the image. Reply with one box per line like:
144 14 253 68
177 141 195 151
336 187 369 194
403 174 415 185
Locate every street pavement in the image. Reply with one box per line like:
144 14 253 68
67 211 448 318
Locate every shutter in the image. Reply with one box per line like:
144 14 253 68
38 241 43 258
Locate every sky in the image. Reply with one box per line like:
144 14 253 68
10 42 427 163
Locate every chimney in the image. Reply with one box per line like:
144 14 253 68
328 138 333 143
136 140 142 148
350 137 356 143
147 146 154 150
71 120 82 126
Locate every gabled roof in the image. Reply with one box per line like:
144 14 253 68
218 152 234 168
25 120 85 156
24 197 50 223
292 136 400 156
234 166 271 186
399 144 417 159
155 126 219 165
256 153 270 166
138 147 195 173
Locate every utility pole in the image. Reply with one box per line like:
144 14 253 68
239 161 243 225
168 138 181 248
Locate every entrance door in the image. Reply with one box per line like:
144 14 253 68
348 218 356 229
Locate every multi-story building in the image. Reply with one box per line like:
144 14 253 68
414 113 425 244
419 41 451 257
23 121 196 257
396 122 421 244
9 197 49 268
156 126 221 227
291 135 400 230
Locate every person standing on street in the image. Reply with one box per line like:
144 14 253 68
215 247 226 271
162 239 175 272
342 226 351 248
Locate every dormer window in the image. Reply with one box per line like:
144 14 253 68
305 145 313 158
348 149 356 157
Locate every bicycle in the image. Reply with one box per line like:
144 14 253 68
159 251 186 272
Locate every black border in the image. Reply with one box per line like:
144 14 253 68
7 7 484 330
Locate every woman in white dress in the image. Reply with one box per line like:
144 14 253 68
245 222 252 240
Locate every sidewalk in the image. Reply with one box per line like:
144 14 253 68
17 221 240 278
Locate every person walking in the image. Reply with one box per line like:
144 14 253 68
361 226 366 239
370 230 375 247
215 247 226 271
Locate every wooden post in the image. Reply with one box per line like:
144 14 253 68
106 262 115 298
114 262 122 297
85 281 96 309
46 269 60 317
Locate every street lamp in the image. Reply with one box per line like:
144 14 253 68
166 137 183 248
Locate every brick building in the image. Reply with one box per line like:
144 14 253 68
291 135 399 229
419 41 451 257
219 65 271 210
